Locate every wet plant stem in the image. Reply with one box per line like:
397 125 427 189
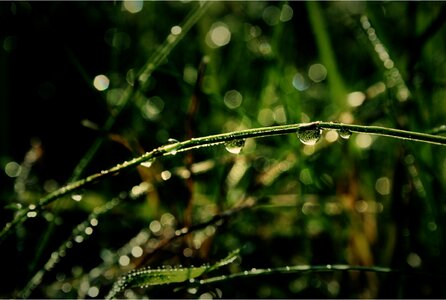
198 264 396 285
195 263 446 286
1 121 445 242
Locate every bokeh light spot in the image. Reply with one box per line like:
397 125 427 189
84 227 93 235
292 73 309 91
224 90 243 109
183 65 197 85
355 133 373 149
280 4 293 22
74 235 84 243
183 247 193 257
206 22 231 48
300 169 313 185
263 6 281 26
142 96 164 121
150 220 162 234
131 246 143 258
347 91 366 107
407 252 422 268
118 255 130 267
366 82 386 98
161 170 171 181
5 161 21 177
355 200 368 213
87 286 99 298
258 108 275 126
308 63 327 83
61 283 72 293
384 59 394 69
123 0 143 14
274 105 287 124
171 25 182 35
93 75 110 91
375 177 391 195
325 130 339 143
161 213 176 226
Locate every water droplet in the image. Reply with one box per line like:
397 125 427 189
140 158 155 168
163 138 180 155
71 194 82 202
27 211 38 218
74 235 84 243
161 170 172 181
84 227 93 235
339 128 352 139
297 127 322 145
224 139 245 154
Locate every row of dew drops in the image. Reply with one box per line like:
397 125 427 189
224 127 352 154
139 126 352 169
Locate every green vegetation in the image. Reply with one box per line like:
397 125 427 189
1 1 446 298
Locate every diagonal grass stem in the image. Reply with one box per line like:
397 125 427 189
199 264 396 285
1 121 446 243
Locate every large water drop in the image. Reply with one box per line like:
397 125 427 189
297 127 322 145
339 128 352 139
224 139 245 154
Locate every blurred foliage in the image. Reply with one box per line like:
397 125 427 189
1 1 446 298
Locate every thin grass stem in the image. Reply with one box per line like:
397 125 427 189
1 121 445 242
199 264 396 285
70 1 211 182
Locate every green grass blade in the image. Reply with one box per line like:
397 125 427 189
106 248 239 299
307 2 347 112
106 266 208 299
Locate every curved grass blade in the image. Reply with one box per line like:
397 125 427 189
20 197 122 298
106 249 239 299
2 121 446 244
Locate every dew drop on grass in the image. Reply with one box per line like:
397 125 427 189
140 158 155 168
71 194 82 202
339 128 352 139
224 139 245 154
297 127 322 145
27 211 38 218
164 138 180 155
